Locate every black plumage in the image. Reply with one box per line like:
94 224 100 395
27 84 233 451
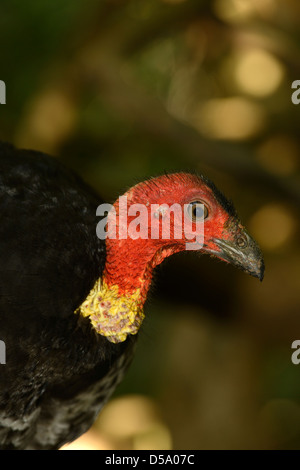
0 142 135 449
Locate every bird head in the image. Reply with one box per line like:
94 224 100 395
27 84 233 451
105 173 264 282
78 172 264 343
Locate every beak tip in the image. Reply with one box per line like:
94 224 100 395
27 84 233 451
249 255 264 281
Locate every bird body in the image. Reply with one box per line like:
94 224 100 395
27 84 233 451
0 142 134 449
0 142 264 449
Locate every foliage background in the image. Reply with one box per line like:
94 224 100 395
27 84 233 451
1 0 300 449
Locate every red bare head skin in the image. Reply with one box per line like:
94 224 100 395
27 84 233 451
103 173 264 302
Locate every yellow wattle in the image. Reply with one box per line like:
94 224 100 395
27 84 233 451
75 278 145 343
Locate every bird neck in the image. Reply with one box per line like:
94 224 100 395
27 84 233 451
76 239 182 343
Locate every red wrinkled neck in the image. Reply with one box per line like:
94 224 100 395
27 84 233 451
103 238 182 303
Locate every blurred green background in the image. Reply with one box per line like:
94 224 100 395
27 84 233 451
1 0 300 450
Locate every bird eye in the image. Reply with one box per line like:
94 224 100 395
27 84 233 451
187 201 209 221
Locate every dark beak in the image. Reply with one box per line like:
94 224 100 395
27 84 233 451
210 231 265 281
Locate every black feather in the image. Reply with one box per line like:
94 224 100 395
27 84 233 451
0 142 136 449
200 174 238 219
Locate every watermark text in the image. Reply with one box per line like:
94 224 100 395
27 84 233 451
0 340 6 364
96 197 205 251
0 80 6 104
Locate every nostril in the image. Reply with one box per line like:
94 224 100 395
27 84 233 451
236 235 248 248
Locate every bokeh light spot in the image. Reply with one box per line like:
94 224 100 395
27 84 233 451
194 97 265 140
235 48 284 97
256 135 299 176
250 203 296 251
